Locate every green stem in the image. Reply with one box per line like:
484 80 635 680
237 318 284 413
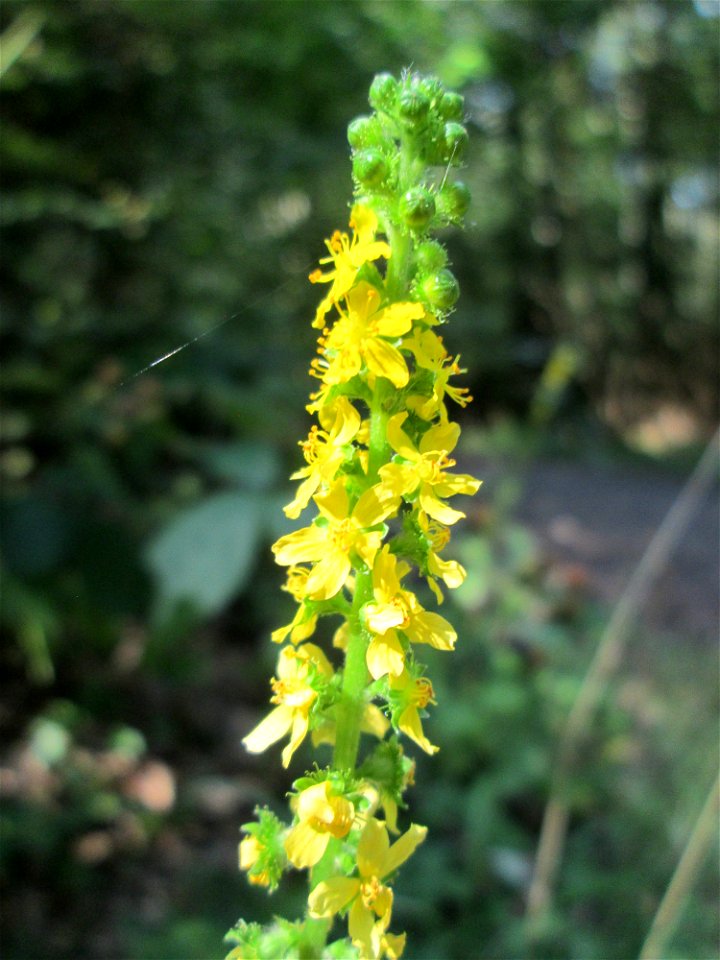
332 372 396 772
384 221 412 301
332 565 373 771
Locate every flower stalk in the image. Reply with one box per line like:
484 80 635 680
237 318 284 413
226 70 479 960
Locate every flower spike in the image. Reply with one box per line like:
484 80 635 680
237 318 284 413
230 71 477 960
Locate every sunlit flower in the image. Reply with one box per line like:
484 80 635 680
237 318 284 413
418 514 467 604
238 807 287 891
242 643 333 767
389 670 439 755
363 546 456 680
239 834 271 887
309 817 427 959
379 413 481 525
404 329 472 421
312 282 424 389
284 780 355 869
284 397 362 519
270 566 318 645
272 480 400 601
310 205 392 328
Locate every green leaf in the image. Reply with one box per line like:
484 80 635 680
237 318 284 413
145 491 263 618
198 442 281 490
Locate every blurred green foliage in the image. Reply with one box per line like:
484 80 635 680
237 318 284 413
0 1 718 958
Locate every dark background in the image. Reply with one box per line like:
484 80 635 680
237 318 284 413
1 2 718 958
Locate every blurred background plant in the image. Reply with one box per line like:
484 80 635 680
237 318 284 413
0 1 717 958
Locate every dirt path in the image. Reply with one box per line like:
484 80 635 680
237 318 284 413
481 456 718 642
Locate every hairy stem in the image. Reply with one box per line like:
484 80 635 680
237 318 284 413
332 566 373 771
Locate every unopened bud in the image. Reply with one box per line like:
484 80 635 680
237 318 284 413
398 89 430 129
348 115 383 149
444 122 468 162
421 269 459 311
369 73 399 112
415 240 448 273
438 92 464 122
353 149 388 188
436 181 471 221
400 187 435 230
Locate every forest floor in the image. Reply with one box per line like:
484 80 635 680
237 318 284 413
484 454 719 644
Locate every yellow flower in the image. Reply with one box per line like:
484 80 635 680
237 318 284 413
418 514 467 604
239 834 271 887
379 413 481 525
362 546 456 680
312 282 424 389
309 817 427 959
405 329 472 421
389 670 439 755
272 480 400 601
309 205 392 328
242 643 333 767
284 397 362 519
284 780 355 869
270 566 318 645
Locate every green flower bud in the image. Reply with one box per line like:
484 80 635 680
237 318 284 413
421 268 460 311
436 181 471 221
400 187 436 230
398 89 430 129
416 74 443 105
444 121 469 162
352 149 388 188
347 115 383 149
415 240 448 273
369 72 399 112
438 91 465 122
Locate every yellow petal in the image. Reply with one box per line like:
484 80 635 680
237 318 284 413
284 820 330 869
282 710 310 767
239 834 261 870
365 601 405 634
305 552 351 600
330 396 362 444
367 632 405 680
297 781 334 823
350 203 378 239
382 931 407 959
418 488 465 525
428 552 466 589
349 897 376 958
434 474 482 497
386 413 417 461
404 611 456 651
353 483 399 527
383 823 428 878
242 705 293 754
398 706 438 756
357 817 390 879
372 545 403 597
272 524 328 565
355 529 384 570
378 462 417 498
419 421 460 455
308 877 360 918
375 301 424 338
314 481 350 523
363 337 409 388
283 474 320 519
361 704 390 739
